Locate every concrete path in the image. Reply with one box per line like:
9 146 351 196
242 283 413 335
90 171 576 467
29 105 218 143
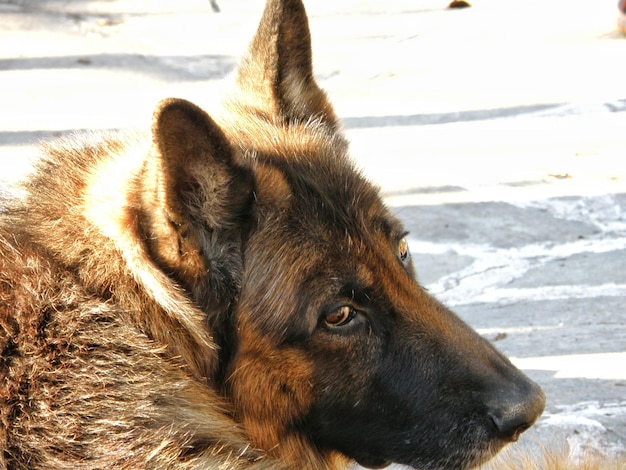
1 0 625 465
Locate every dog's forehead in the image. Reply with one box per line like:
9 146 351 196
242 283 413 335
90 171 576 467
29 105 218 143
254 151 391 236
220 111 402 239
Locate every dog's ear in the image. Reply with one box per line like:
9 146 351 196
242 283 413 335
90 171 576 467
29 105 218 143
151 98 253 228
145 98 254 312
235 0 339 127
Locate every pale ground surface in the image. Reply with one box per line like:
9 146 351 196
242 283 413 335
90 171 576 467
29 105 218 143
0 0 625 467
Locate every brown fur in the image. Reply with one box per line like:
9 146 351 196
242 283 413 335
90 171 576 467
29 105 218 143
0 133 274 469
1 0 548 469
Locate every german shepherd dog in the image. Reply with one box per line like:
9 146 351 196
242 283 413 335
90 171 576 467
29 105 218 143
0 0 545 468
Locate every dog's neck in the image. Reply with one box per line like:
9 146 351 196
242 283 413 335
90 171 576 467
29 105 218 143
17 135 217 381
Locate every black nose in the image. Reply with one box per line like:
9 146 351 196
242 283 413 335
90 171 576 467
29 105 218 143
488 382 546 442
489 409 532 442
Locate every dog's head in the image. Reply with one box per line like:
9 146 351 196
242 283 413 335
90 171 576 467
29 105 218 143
145 0 545 468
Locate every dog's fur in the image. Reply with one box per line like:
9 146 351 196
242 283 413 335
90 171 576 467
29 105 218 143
0 0 545 469
480 446 626 470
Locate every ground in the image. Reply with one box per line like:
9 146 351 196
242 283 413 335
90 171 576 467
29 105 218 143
0 0 624 465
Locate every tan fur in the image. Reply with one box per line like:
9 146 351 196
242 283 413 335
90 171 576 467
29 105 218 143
0 229 274 469
480 445 626 470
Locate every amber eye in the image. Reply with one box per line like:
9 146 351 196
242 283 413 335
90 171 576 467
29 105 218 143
399 238 409 262
324 306 356 327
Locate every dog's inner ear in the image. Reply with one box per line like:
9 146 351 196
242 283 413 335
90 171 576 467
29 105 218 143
143 98 253 301
235 0 338 127
153 98 239 226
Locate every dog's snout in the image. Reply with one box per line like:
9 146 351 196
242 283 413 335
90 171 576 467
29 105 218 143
488 382 546 442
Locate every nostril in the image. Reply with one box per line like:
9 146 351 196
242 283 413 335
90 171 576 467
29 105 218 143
489 411 533 442
486 377 546 442
513 423 531 441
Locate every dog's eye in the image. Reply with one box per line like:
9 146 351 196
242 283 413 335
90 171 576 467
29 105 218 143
324 306 356 327
399 238 409 262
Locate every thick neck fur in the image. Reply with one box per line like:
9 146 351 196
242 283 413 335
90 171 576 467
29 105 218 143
9 134 217 381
